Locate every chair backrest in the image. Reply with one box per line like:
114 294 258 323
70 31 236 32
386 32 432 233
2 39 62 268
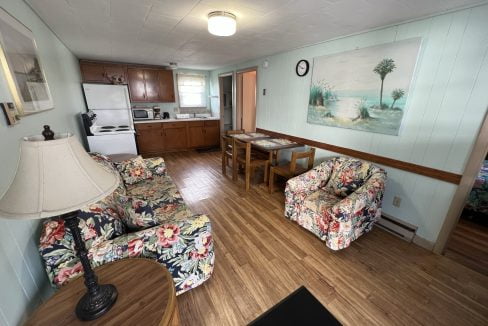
326 157 375 197
233 138 251 165
290 148 316 174
221 135 231 153
226 129 245 135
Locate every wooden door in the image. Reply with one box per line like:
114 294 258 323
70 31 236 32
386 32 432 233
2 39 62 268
104 64 128 84
187 122 205 148
135 123 163 154
80 62 106 83
157 70 175 102
128 68 146 102
163 123 188 151
144 69 160 102
204 120 220 147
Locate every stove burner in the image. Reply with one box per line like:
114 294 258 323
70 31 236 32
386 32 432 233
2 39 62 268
101 126 115 129
118 125 129 128
115 129 129 131
99 130 112 133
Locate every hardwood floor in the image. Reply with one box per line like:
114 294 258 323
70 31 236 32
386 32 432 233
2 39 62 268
445 218 488 276
162 151 488 326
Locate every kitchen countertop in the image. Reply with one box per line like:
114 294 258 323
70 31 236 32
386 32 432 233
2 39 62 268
134 117 220 124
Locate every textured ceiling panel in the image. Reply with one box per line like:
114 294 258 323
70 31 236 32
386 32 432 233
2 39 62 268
25 0 485 69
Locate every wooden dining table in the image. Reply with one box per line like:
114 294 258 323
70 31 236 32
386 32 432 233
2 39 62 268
229 132 304 165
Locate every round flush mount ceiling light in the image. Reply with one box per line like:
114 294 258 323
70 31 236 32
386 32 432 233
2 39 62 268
208 11 237 36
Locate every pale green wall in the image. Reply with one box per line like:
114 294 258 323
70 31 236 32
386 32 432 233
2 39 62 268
0 0 86 325
209 4 488 244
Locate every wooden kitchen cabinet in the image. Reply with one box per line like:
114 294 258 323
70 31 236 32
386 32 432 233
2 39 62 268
135 123 164 154
163 123 188 151
135 120 220 156
157 70 175 102
204 120 220 147
127 67 175 103
144 69 160 102
127 68 147 102
80 61 128 84
187 121 205 148
80 60 175 102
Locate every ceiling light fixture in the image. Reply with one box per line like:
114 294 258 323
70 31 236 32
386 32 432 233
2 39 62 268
208 11 236 36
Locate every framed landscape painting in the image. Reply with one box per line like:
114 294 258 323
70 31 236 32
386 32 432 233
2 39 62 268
307 38 422 136
0 8 53 116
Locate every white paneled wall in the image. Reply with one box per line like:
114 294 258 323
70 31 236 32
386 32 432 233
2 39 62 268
0 0 86 325
209 4 488 243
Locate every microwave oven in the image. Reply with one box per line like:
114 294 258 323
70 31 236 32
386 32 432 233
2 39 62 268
132 108 154 120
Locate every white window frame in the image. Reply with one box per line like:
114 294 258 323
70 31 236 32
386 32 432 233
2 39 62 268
177 73 207 109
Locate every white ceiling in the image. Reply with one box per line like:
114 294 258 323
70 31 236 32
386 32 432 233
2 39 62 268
25 0 484 69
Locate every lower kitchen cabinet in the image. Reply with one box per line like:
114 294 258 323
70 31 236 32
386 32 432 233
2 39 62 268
163 123 188 151
135 120 220 156
188 121 205 148
135 123 164 154
204 120 220 147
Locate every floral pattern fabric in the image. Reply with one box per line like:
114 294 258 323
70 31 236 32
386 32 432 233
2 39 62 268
115 175 193 230
465 160 488 215
285 157 386 250
39 154 214 295
115 156 153 185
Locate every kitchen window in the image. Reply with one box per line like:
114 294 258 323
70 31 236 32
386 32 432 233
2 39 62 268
177 73 207 108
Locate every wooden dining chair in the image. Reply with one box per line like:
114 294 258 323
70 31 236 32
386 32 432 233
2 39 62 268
233 138 270 191
269 147 316 193
221 130 245 176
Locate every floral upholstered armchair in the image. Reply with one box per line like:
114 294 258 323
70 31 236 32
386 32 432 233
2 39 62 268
285 157 386 250
39 154 214 295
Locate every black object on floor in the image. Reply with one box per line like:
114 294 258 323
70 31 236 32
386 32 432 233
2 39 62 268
249 286 341 326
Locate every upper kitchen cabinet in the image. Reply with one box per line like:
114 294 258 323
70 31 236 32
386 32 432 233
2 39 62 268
157 70 175 102
127 66 176 103
127 68 147 102
80 60 128 84
80 60 175 103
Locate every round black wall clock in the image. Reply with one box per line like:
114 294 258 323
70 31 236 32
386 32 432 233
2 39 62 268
296 59 310 77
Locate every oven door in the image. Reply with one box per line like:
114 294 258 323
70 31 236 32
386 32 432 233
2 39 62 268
133 109 150 120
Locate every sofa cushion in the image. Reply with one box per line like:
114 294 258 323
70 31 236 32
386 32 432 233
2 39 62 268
90 152 126 196
117 175 193 230
303 189 342 215
326 158 372 197
115 156 153 185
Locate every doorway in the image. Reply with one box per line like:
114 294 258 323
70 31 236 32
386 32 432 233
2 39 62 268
218 73 234 133
435 110 488 275
236 68 257 132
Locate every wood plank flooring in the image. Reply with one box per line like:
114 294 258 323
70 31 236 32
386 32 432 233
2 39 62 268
445 219 488 276
161 151 488 326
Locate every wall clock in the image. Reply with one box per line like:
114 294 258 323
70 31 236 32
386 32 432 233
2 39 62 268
296 59 309 77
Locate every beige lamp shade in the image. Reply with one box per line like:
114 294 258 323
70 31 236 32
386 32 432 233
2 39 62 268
0 133 119 219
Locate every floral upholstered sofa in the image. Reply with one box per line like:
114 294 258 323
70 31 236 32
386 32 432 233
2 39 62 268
39 154 214 295
285 157 386 250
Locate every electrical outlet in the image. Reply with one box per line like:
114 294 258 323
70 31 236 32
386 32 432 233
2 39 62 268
393 196 401 208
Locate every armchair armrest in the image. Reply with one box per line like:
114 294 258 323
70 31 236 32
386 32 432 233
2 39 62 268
330 170 386 223
144 157 167 176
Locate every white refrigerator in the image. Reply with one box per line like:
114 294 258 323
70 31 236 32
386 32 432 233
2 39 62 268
82 84 137 155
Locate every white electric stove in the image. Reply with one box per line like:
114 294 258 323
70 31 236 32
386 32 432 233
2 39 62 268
82 84 137 155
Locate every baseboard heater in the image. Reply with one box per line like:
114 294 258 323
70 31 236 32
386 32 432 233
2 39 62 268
376 214 417 242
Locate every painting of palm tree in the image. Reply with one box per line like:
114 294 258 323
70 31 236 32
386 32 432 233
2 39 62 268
307 38 421 136
373 58 396 109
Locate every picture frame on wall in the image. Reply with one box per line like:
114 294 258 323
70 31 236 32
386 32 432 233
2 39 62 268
1 102 18 125
0 7 53 116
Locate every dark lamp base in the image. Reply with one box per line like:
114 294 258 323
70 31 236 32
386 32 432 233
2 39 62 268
76 284 118 321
